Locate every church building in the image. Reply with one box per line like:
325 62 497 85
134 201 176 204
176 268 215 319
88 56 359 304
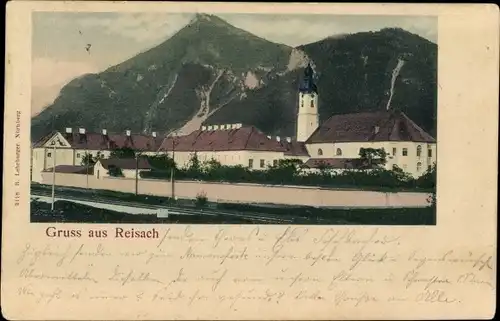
30 63 436 181
296 63 437 177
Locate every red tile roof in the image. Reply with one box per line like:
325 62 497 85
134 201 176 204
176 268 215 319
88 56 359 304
33 130 163 152
280 140 310 157
98 158 151 170
306 110 435 144
158 126 288 153
43 165 94 174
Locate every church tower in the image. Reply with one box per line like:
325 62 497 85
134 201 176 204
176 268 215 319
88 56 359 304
296 63 319 142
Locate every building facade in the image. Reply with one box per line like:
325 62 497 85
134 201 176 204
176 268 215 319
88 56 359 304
157 125 309 170
31 128 162 182
31 65 436 181
94 158 152 179
304 110 437 176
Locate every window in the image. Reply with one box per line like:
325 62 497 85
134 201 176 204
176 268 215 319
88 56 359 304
47 152 52 158
392 147 397 156
97 170 100 179
310 100 314 108
301 101 304 108
50 141 55 145
273 160 278 167
428 149 433 157
336 148 342 156
248 159 254 168
76 153 81 158
318 148 323 156
416 145 422 157
402 148 408 156
417 162 422 172
260 159 265 168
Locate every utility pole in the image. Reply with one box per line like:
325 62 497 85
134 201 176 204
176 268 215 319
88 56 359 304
170 134 176 200
85 144 89 190
135 152 139 196
51 144 56 211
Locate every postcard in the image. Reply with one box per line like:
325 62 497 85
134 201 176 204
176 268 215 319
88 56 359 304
2 1 498 320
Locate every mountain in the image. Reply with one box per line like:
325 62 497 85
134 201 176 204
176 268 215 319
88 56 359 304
31 15 437 141
207 28 437 137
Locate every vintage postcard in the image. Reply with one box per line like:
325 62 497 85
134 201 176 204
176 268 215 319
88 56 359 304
2 2 498 320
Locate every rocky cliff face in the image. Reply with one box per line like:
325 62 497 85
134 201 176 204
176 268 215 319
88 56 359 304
31 15 437 141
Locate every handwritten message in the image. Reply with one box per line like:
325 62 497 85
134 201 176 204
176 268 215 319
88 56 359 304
7 226 496 318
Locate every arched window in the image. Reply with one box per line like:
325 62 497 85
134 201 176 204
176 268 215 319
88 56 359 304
417 162 422 172
416 145 422 157
318 148 323 156
310 100 314 108
336 148 342 156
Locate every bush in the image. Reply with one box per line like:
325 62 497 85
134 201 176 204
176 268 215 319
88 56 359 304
195 191 208 208
108 165 124 177
141 153 436 192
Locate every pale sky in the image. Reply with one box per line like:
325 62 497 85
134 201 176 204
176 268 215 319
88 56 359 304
32 12 437 115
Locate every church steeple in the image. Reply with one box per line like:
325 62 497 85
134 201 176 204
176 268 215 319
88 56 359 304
299 63 318 94
297 63 319 142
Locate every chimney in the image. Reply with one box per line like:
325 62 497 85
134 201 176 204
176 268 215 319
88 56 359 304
286 137 292 143
126 130 131 136
201 126 207 131
78 128 86 134
102 129 107 135
152 131 157 137
276 136 281 142
65 128 72 134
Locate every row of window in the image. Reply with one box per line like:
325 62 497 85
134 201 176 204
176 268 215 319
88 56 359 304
300 100 315 108
248 159 279 169
394 163 432 172
47 152 84 158
394 146 432 157
316 146 433 157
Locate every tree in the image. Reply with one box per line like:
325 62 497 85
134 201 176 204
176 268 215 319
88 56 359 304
187 152 202 172
110 147 136 158
266 158 304 184
147 154 176 171
81 153 96 166
204 158 222 172
359 148 387 169
108 165 124 177
416 163 436 189
81 151 104 166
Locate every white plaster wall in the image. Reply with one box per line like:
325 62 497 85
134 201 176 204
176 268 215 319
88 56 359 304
40 172 432 208
297 92 319 142
31 148 47 183
163 150 286 170
94 161 107 179
93 161 150 179
306 143 335 158
306 141 437 178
